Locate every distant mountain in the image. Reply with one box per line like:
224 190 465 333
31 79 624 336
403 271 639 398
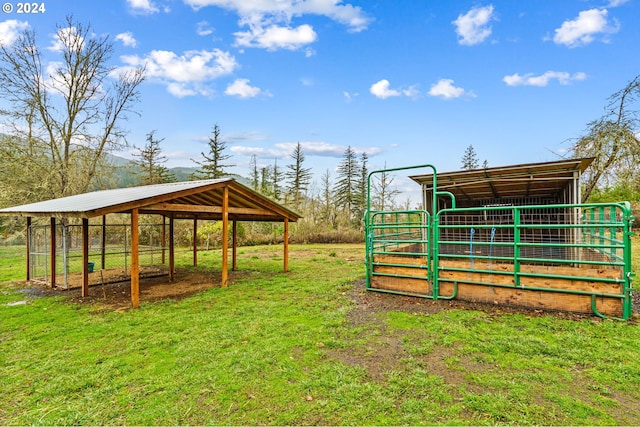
106 153 250 188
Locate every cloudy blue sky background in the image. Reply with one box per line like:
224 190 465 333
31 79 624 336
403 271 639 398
0 0 638 197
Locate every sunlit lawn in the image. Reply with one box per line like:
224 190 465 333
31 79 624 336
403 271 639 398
1 242 639 425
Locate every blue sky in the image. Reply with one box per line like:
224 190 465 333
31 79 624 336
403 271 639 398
0 0 638 198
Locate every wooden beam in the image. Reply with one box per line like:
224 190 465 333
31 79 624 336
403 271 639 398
131 208 140 309
284 218 289 273
221 186 229 287
50 217 56 288
144 202 276 217
82 218 89 297
232 220 237 271
26 217 31 281
193 218 198 267
169 216 175 282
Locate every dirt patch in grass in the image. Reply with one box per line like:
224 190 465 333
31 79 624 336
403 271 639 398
345 279 589 321
15 268 233 310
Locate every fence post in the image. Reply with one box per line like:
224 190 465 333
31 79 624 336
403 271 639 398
49 217 56 288
26 217 31 281
513 207 521 287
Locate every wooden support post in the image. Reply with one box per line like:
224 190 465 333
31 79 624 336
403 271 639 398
101 215 107 270
284 218 289 273
26 217 31 281
169 217 175 282
221 186 229 287
82 218 89 297
131 208 140 309
193 218 198 267
50 217 56 288
232 220 237 271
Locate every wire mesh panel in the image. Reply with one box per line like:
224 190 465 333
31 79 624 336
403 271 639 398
28 225 51 284
28 222 168 289
435 202 634 319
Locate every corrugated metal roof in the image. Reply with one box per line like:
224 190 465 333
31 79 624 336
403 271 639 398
410 158 593 203
0 178 301 222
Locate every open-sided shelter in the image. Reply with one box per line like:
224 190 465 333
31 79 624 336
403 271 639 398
364 159 635 320
0 178 301 308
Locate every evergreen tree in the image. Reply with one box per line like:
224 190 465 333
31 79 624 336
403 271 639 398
191 124 235 180
260 165 272 196
461 144 480 170
285 142 312 210
132 131 175 185
334 146 360 220
271 159 284 202
250 154 260 190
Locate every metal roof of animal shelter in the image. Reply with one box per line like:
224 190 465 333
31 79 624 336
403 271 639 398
0 178 301 222
409 158 594 202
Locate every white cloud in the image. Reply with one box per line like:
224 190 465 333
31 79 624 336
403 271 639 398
196 21 214 36
402 85 420 99
182 0 370 51
0 20 28 46
126 0 160 14
370 79 401 99
276 141 345 157
503 71 587 87
370 80 422 100
183 0 371 32
234 23 317 51
231 140 382 160
607 0 629 7
553 8 619 47
453 5 496 46
115 32 137 47
225 78 266 98
428 79 472 99
231 145 287 159
116 48 238 97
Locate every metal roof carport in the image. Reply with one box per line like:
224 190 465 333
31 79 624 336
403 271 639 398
0 178 301 308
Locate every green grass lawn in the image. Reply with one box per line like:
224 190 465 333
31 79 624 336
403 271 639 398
1 242 639 425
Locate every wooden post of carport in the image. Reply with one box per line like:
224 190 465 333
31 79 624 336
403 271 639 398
221 185 229 287
169 216 175 282
284 218 289 273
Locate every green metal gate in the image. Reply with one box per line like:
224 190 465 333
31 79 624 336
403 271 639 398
365 209 433 295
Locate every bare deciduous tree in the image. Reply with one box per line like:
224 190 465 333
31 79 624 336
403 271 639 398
572 75 640 200
0 16 145 203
